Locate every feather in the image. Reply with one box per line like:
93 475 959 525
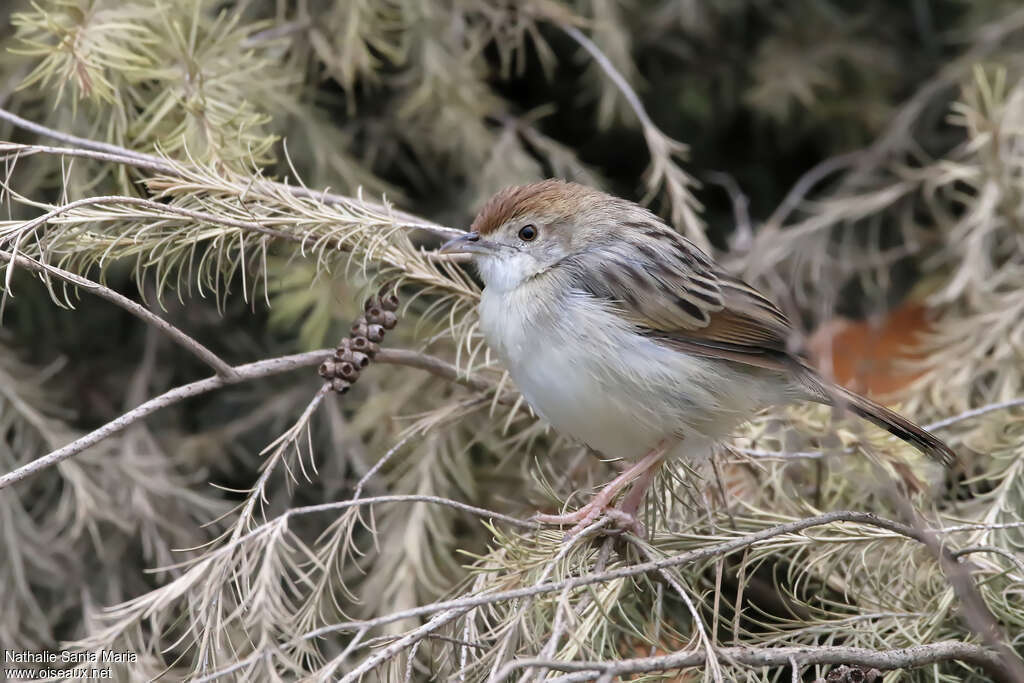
562 218 954 464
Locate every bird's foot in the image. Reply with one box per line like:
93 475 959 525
532 444 668 539
536 505 638 536
532 503 642 538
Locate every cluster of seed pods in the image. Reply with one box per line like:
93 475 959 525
815 665 880 683
318 287 399 393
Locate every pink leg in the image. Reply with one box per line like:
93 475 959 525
533 443 667 536
618 458 662 517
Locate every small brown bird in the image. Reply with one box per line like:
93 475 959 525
442 180 953 532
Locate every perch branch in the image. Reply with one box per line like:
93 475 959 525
197 509 1015 682
297 511 934 637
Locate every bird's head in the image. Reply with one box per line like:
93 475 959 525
440 179 646 292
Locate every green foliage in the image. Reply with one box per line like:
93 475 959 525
1 0 1023 681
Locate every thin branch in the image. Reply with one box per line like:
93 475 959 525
559 26 654 131
509 641 1009 683
335 608 469 682
0 350 326 490
625 536 723 683
286 495 539 531
377 348 513 404
0 347 508 490
558 25 705 249
297 511 932 639
0 248 236 378
762 151 863 233
0 194 301 244
884 484 1024 682
925 397 1024 430
0 107 159 164
0 142 176 175
153 494 538 579
0 109 461 238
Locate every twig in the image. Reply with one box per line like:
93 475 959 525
761 151 863 233
285 495 538 532
0 107 160 164
0 142 176 175
0 347 508 490
883 482 1024 682
0 248 235 379
153 493 539 578
924 397 1024 431
505 641 1010 683
0 110 460 237
0 194 305 244
625 536 723 683
335 608 469 682
952 546 1024 578
704 170 752 251
296 511 935 639
558 25 705 249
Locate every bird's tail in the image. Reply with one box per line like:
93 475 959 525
796 367 955 466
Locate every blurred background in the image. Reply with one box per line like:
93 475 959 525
1 1 1023 680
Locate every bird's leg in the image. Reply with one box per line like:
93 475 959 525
533 443 667 535
617 455 663 518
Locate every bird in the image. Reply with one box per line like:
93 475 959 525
440 179 954 533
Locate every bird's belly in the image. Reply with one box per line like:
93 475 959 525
479 287 781 461
512 346 660 459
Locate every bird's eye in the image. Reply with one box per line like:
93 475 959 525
518 224 538 241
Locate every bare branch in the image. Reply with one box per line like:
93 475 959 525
883 484 1024 682
0 194 307 245
0 347 509 490
0 109 461 238
0 248 236 378
510 641 1009 683
924 397 1024 431
558 25 706 250
297 511 933 638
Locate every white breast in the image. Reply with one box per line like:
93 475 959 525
478 280 784 462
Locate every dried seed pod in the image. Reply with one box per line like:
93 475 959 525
380 292 399 311
331 377 351 394
826 667 849 683
318 360 336 378
335 347 353 363
366 324 385 342
365 305 385 324
379 310 397 329
336 361 359 381
351 321 368 337
350 350 370 368
351 336 379 357
363 295 380 312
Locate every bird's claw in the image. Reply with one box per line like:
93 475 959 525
532 505 644 539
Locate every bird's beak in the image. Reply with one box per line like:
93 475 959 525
439 231 491 255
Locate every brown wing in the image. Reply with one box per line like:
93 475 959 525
565 224 798 369
563 224 956 465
